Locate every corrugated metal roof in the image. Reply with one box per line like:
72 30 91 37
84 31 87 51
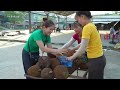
65 14 120 24
46 11 75 16
93 14 120 19
92 18 120 20
91 14 120 24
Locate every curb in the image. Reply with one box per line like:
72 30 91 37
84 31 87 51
0 38 66 45
0 38 115 47
0 39 26 43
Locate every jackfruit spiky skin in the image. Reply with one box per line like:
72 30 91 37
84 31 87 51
38 56 51 69
50 58 60 70
54 65 69 79
47 53 56 58
27 64 41 77
41 68 54 79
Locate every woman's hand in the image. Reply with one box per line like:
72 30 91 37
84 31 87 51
69 48 75 51
57 49 68 55
66 56 74 61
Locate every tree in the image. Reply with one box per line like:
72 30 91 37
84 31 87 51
4 11 27 24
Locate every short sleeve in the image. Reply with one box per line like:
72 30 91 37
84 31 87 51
82 25 93 39
73 34 77 40
33 31 42 41
47 36 51 43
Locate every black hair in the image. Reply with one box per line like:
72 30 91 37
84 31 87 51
76 11 92 19
43 18 48 21
118 27 120 29
73 21 83 28
36 25 40 29
42 20 55 28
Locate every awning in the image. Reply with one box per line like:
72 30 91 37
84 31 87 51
113 21 120 31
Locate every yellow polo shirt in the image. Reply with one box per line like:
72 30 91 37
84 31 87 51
82 22 103 58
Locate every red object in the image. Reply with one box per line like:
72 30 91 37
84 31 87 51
104 34 109 40
73 33 81 44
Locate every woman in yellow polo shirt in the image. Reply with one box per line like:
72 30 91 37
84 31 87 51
67 11 106 79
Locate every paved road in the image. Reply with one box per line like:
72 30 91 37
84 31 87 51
0 43 25 79
0 42 66 79
104 50 120 79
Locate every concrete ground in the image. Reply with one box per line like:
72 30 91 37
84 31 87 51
0 30 120 79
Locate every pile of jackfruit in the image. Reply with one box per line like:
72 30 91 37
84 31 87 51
27 49 88 79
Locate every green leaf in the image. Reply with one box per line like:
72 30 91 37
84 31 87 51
4 11 27 24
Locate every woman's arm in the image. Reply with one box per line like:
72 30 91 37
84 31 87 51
71 43 81 51
47 43 52 48
68 38 89 60
61 37 76 49
36 41 67 54
46 43 60 55
41 43 52 55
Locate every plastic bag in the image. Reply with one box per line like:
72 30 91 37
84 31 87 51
57 56 73 68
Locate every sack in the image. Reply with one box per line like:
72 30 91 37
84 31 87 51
30 55 39 61
29 53 40 64
57 56 73 68
28 40 39 62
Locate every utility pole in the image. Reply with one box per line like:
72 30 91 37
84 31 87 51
47 13 49 19
66 16 67 29
44 11 49 19
58 16 60 28
28 11 32 33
